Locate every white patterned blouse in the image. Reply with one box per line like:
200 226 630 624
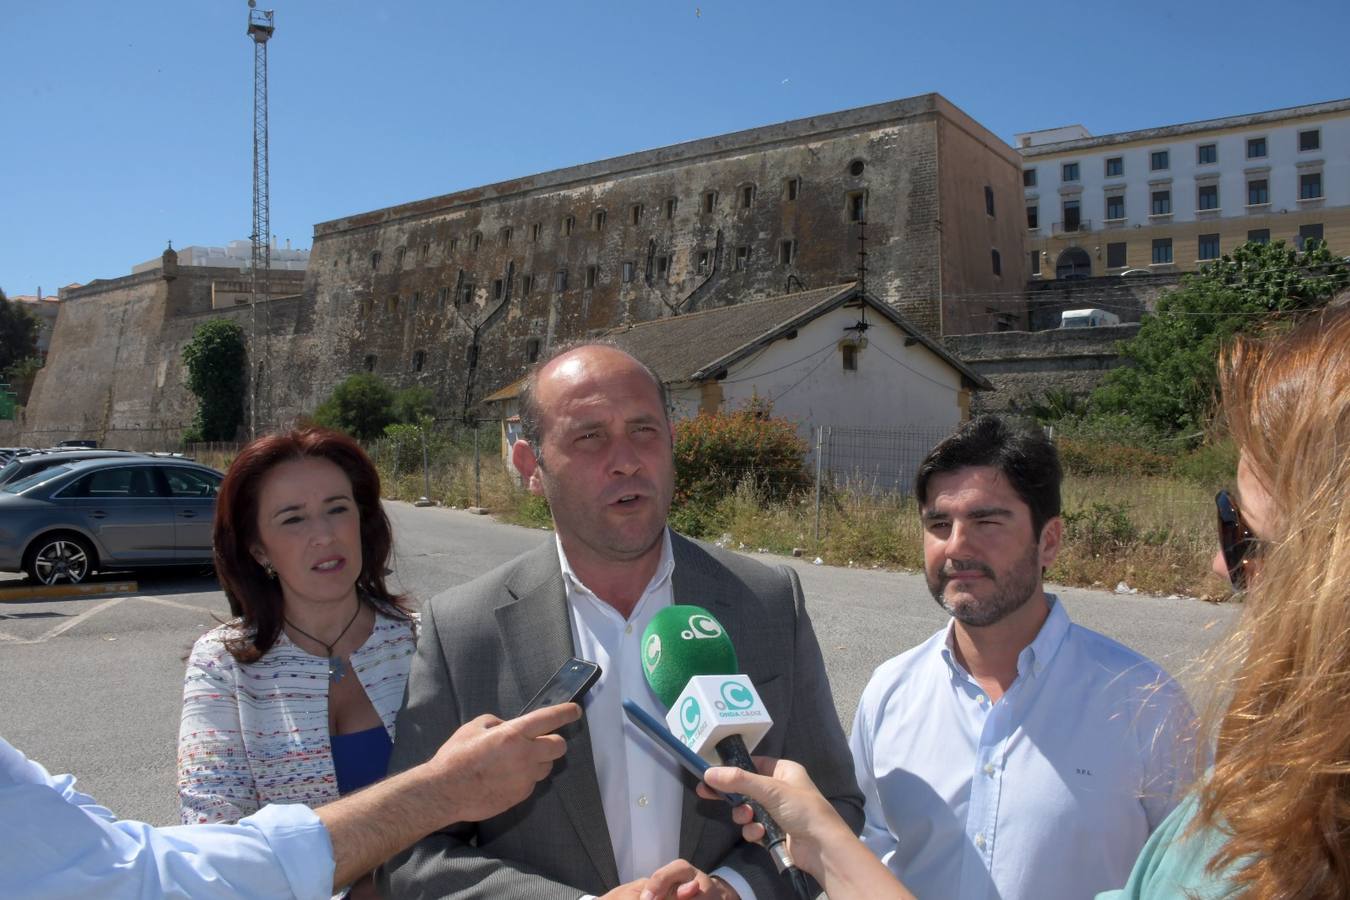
177 609 417 825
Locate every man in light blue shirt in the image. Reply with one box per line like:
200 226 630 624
848 417 1194 900
1 701 579 899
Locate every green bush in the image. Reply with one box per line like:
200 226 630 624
182 319 246 441
672 399 812 526
313 374 396 440
1170 438 1238 487
1062 502 1139 555
1056 437 1171 477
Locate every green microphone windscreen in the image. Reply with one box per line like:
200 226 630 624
641 605 739 709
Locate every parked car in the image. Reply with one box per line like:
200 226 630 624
0 457 224 585
56 439 99 449
0 449 142 487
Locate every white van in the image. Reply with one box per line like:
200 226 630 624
1060 308 1121 328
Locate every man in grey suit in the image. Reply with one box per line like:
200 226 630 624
380 343 862 900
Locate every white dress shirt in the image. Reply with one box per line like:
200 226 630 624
849 596 1194 900
560 531 756 900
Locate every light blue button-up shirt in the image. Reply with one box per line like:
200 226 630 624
1 735 334 899
849 596 1194 900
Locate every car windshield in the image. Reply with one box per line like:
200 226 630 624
2 464 74 494
0 459 21 484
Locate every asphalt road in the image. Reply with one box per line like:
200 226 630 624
0 502 1239 827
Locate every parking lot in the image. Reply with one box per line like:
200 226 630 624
0 502 1239 826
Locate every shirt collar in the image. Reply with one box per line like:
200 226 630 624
555 528 676 616
939 593 1071 680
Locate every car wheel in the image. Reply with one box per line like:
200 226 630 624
25 534 96 585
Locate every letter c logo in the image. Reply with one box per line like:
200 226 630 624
720 681 754 710
680 696 702 740
681 614 723 640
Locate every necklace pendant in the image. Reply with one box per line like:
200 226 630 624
328 656 346 683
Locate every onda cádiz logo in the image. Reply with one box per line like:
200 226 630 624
681 614 723 641
719 680 754 710
680 696 703 741
643 633 662 676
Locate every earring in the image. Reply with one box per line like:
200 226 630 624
262 560 276 579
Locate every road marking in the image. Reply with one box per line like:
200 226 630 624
133 594 214 615
0 597 126 645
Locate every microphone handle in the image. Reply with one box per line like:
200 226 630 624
714 735 803 883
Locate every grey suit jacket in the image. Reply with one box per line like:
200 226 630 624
379 532 862 900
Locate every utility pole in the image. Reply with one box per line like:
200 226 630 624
247 1 274 438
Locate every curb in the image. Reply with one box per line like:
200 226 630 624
0 581 139 602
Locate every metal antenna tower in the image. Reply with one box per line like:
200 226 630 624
247 1 274 438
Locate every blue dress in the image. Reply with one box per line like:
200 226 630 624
329 726 393 797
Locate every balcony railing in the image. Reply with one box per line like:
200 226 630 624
1052 219 1092 235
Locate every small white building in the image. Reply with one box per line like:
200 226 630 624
483 283 990 487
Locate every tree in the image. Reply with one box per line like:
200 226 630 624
1090 240 1349 437
0 287 40 376
313 373 396 440
182 319 247 442
391 384 436 425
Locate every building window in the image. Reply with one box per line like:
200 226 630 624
991 248 1002 276
1062 199 1081 232
437 286 448 310
1106 195 1125 220
1062 162 1080 182
847 190 867 223
395 246 407 267
530 223 542 242
448 238 458 254
1297 223 1324 250
1300 172 1324 200
1151 190 1172 216
779 240 797 265
360 297 373 316
622 261 635 283
364 354 376 372
412 350 425 372
469 232 481 251
1105 157 1123 177
735 246 749 270
499 226 512 246
525 338 541 364
585 265 597 288
1030 250 1041 275
1150 150 1169 171
1198 233 1220 261
1247 137 1267 159
458 283 475 306
696 251 710 274
631 204 644 225
555 269 567 292
1152 238 1173 265
1248 179 1269 205
841 343 858 371
1027 205 1039 229
740 185 755 208
656 255 670 278
1107 242 1127 268
701 191 718 214
785 177 801 200
1197 184 1219 210
521 274 533 295
412 290 422 312
419 241 430 262
370 250 381 270
665 197 678 219
1023 168 1037 187
1248 228 1270 245
387 295 399 314
562 215 575 236
1197 144 1217 165
592 209 607 231
984 186 996 217
1299 129 1320 152
492 278 504 300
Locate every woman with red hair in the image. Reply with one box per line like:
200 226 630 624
177 427 416 894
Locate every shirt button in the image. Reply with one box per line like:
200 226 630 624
974 833 986 849
625 623 633 635
636 794 649 808
983 763 996 776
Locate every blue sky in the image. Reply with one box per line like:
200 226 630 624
3 0 1347 295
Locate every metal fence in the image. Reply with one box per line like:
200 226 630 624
811 425 955 498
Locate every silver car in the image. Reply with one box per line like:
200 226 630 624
0 457 224 585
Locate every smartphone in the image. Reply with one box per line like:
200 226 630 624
518 657 602 717
622 699 745 806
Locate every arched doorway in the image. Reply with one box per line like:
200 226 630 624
1056 247 1091 279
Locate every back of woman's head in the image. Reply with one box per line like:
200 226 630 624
212 426 409 661
1198 305 1350 896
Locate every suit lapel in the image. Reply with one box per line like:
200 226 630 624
494 543 620 889
669 534 742 863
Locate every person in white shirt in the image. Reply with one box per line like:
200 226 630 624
848 416 1194 900
380 343 861 900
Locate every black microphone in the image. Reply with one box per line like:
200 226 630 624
640 605 813 898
